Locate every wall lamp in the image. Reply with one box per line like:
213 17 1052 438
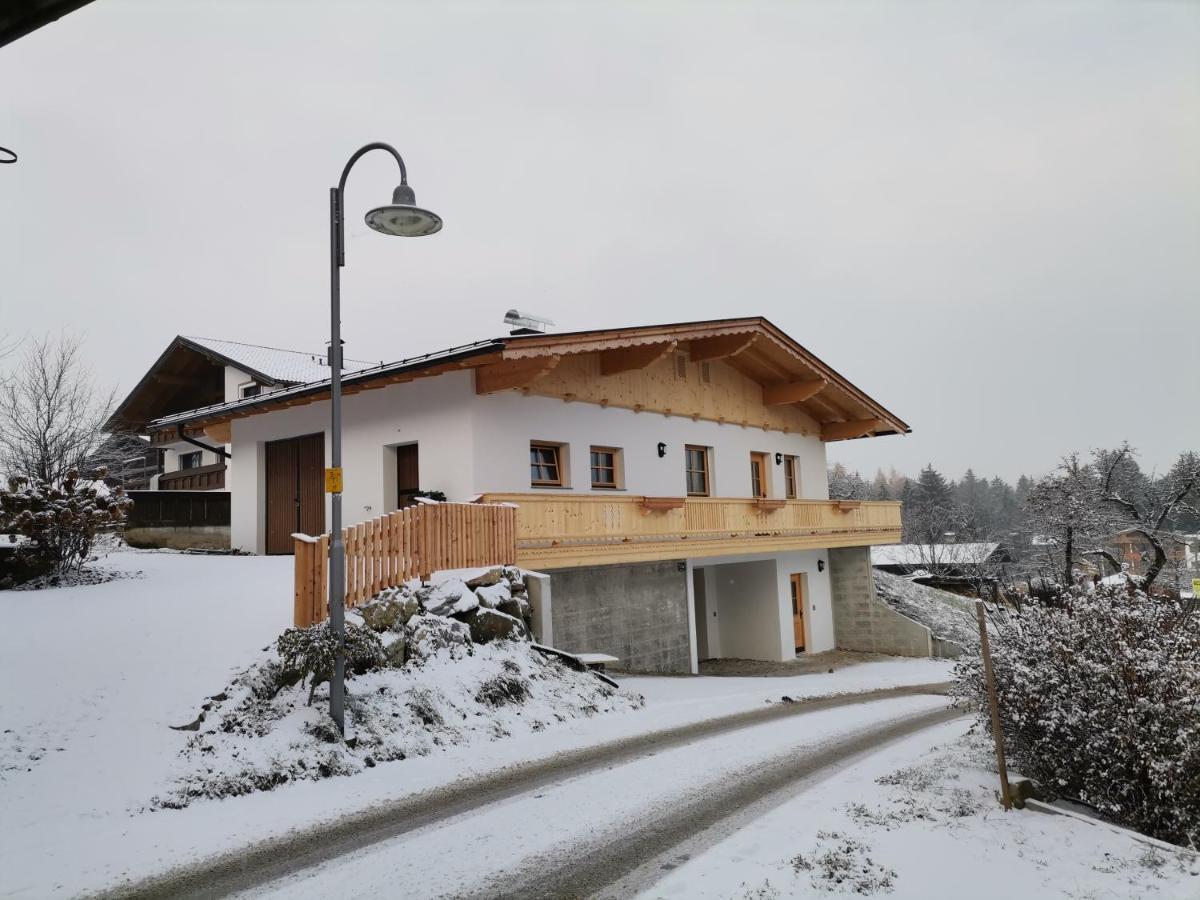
657 442 667 458
818 559 826 572
775 452 783 465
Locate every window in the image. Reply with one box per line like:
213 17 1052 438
530 442 565 487
239 382 262 399
784 455 798 499
674 353 687 379
590 446 622 489
750 451 769 499
179 451 203 470
685 445 710 496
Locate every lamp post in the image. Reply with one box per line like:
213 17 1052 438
328 143 441 733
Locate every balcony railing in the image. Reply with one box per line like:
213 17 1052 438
477 493 902 569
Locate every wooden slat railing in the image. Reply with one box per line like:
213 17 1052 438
293 501 518 627
477 493 902 569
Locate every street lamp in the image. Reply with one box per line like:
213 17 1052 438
328 142 441 733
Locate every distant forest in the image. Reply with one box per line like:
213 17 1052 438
828 446 1200 592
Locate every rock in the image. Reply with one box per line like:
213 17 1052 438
421 579 478 617
360 590 420 632
497 594 530 623
405 613 472 663
383 632 407 667
463 607 527 644
474 582 510 610
465 568 504 589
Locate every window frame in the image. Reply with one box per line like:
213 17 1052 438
179 450 203 471
783 455 798 499
530 441 566 488
589 445 622 490
238 381 262 399
685 444 711 497
750 451 769 499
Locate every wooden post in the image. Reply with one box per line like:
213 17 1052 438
976 599 1013 811
293 536 313 627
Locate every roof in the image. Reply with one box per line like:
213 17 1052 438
1 1 94 49
150 317 911 442
106 335 374 433
184 336 374 385
871 543 1001 567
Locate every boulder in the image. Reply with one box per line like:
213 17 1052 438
405 613 472 663
382 633 407 667
497 594 531 624
464 607 527 644
474 582 510 610
421 579 478 617
360 590 420 632
465 568 504 589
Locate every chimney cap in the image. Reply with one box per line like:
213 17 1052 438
504 309 555 335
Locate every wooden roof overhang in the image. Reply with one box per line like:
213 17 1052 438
148 318 909 444
493 317 910 441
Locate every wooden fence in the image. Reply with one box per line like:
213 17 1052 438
293 501 518 627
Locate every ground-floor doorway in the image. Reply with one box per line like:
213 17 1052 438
264 432 324 554
790 572 807 652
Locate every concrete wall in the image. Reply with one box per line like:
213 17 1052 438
829 546 933 657
547 560 691 674
124 525 230 551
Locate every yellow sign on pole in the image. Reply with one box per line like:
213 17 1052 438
324 467 343 493
1192 578 1200 598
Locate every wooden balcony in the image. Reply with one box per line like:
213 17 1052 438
477 493 902 569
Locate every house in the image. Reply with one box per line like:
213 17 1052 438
106 335 372 491
871 541 1009 598
145 316 911 674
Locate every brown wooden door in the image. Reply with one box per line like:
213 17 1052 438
396 444 420 508
750 451 769 498
265 432 324 554
790 573 806 651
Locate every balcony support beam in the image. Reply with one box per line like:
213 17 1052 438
762 379 827 406
474 355 561 394
598 340 677 376
688 333 757 363
821 418 883 442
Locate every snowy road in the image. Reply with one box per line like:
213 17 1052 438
154 692 960 899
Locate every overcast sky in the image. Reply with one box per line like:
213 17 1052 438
2 1 1197 482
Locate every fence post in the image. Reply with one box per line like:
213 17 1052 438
293 536 314 628
976 599 1013 810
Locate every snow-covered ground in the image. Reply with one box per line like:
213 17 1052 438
647 721 1200 899
873 569 980 650
0 548 952 897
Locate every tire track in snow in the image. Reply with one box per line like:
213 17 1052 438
487 705 966 900
95 681 951 900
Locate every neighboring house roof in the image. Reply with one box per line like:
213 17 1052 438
106 335 373 433
149 317 912 443
184 336 374 386
871 542 1001 567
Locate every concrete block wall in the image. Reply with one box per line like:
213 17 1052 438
829 546 933 658
547 560 691 674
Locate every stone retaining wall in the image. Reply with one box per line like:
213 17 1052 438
829 546 933 657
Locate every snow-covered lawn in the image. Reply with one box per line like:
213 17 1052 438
646 720 1200 899
0 547 953 897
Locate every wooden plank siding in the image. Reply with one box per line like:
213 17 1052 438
477 493 902 570
292 502 518 627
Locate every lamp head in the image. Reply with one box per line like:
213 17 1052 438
365 184 442 237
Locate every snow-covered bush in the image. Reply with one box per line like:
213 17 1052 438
953 584 1200 847
0 469 131 582
276 621 385 705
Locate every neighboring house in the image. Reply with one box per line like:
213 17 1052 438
871 542 1006 576
147 316 911 673
86 432 162 490
1107 529 1189 576
871 542 1008 598
105 335 372 491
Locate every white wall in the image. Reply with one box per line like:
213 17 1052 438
686 547 835 663
226 370 831 552
229 371 477 552
471 390 828 499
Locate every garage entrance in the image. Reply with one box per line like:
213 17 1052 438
265 432 324 554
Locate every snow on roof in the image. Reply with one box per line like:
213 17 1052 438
871 543 1000 567
184 336 375 385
